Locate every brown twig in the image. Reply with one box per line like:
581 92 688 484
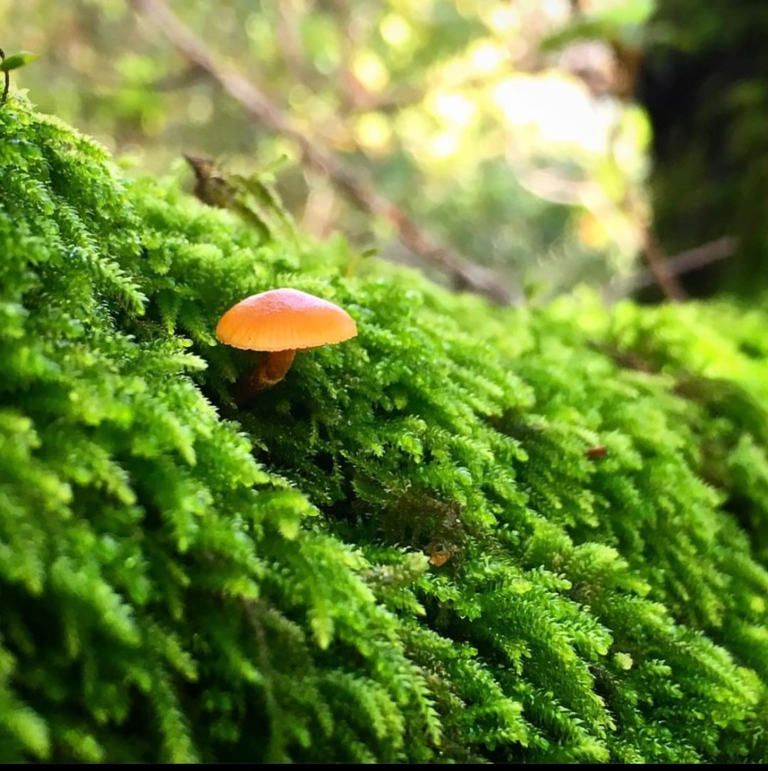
603 236 736 303
662 235 735 279
619 175 686 302
638 228 687 301
130 0 517 305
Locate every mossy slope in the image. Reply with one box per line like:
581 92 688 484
1 96 767 763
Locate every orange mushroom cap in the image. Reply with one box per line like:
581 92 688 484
216 288 358 351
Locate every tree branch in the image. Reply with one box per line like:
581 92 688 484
603 236 736 303
638 227 687 301
663 235 735 279
130 0 518 305
618 179 687 302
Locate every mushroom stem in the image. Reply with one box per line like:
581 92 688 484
258 349 297 387
235 349 297 404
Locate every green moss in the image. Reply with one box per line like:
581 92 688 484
1 94 767 763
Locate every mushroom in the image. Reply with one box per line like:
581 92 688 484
216 288 358 401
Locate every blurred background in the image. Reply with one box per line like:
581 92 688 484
3 0 766 304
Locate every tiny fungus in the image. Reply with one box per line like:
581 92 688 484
216 287 358 400
586 445 608 460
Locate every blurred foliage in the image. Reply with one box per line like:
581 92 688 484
1 0 657 298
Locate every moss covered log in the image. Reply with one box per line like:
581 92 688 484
1 95 768 763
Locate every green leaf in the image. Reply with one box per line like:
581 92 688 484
0 52 40 73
